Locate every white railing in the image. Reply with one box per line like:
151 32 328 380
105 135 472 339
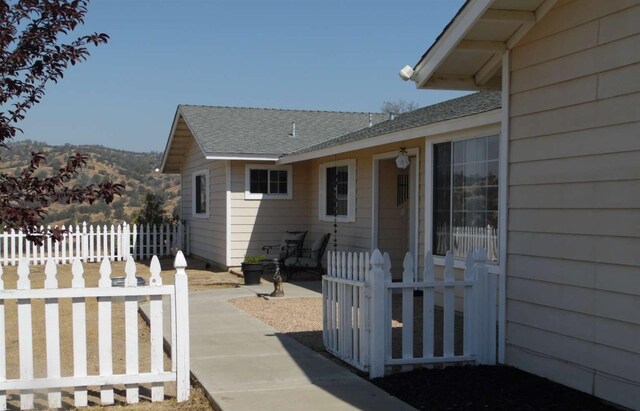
0 222 190 266
0 252 190 410
323 248 498 378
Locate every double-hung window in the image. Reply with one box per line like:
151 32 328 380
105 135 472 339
432 135 499 262
319 159 356 222
192 170 209 218
245 165 292 200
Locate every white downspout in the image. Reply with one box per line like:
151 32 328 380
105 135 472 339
498 51 510 364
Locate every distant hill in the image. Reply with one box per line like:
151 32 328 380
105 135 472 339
1 140 180 227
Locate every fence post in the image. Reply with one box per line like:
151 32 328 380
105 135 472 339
174 251 190 402
369 249 386 378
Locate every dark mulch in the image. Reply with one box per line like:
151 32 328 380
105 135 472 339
371 365 618 411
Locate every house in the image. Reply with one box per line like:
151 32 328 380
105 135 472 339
161 93 502 273
399 0 640 408
160 0 639 407
160 105 388 267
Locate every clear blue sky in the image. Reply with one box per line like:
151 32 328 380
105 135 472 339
18 0 467 152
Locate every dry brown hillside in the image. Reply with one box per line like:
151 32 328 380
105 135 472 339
1 140 180 227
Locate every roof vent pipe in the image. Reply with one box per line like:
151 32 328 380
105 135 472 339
368 113 373 128
289 121 296 138
389 112 396 121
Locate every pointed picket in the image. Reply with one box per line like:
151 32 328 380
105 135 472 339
98 257 114 405
17 259 34 409
124 255 139 403
149 256 165 401
44 259 61 408
401 252 414 370
463 251 476 357
422 251 435 359
443 251 455 358
71 258 88 407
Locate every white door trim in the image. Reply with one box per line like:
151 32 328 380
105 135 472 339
371 147 420 276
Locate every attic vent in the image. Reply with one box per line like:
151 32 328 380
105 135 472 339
289 121 296 138
368 113 373 128
389 112 396 121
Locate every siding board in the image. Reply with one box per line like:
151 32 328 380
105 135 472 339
508 2 640 405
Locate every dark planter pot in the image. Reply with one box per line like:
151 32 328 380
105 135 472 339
241 262 263 285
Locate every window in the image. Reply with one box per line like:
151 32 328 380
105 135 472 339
244 165 292 199
192 170 209 218
319 159 356 222
433 135 499 262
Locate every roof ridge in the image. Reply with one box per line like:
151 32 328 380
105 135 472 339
178 104 386 116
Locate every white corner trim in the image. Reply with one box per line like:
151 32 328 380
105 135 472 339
244 164 293 200
319 159 356 223
160 108 182 173
225 160 232 267
497 51 510 364
412 0 494 88
191 169 210 219
279 110 501 165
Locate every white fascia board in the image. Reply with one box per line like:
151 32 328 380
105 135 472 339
278 109 501 164
412 0 495 88
159 108 183 174
205 155 280 161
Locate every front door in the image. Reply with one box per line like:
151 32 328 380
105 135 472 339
373 151 418 280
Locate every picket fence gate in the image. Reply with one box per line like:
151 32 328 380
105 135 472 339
0 252 190 410
323 248 497 378
0 222 190 266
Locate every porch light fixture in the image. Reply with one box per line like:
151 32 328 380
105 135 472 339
395 147 410 169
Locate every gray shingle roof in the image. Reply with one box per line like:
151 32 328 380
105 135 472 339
285 91 502 157
178 105 388 157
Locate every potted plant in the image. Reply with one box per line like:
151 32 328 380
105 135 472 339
241 255 265 285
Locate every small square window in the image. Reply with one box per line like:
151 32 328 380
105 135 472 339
245 165 292 199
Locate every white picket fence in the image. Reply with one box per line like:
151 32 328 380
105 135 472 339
0 253 190 410
0 222 190 266
323 248 498 378
435 225 498 262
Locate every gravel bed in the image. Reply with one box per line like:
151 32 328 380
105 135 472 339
230 294 618 411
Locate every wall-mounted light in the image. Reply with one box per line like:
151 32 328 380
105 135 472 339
395 147 410 169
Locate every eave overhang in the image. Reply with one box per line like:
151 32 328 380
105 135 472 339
409 0 557 91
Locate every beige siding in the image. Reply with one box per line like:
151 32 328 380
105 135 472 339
181 139 227 266
508 1 640 408
228 161 310 266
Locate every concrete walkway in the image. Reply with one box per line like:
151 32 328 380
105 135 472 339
142 281 415 411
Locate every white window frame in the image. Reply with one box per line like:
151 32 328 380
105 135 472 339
319 159 356 223
192 169 210 219
244 164 293 200
425 127 503 274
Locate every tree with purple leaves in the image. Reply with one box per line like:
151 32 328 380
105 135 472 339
0 0 124 242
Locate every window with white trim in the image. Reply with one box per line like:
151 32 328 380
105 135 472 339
244 164 293 200
319 159 356 222
192 170 209 218
433 135 499 262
